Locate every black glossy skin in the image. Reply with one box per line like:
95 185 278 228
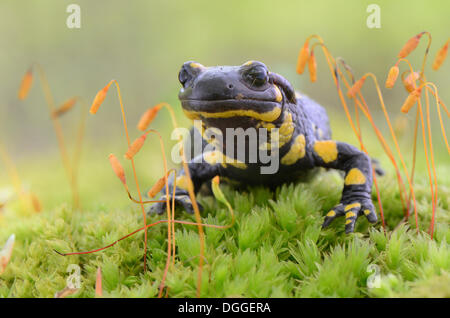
150 61 379 233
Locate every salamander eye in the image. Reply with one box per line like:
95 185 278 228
244 65 269 87
178 67 191 86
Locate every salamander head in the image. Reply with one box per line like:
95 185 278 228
178 61 296 126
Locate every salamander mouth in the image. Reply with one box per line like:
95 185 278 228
180 99 282 122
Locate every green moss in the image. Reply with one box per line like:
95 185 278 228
0 157 449 298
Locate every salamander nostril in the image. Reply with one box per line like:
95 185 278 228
228 84 234 89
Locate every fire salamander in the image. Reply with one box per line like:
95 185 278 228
150 60 382 233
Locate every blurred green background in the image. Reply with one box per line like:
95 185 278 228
0 0 449 211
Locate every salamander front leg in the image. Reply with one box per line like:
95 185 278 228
149 155 220 215
312 140 378 233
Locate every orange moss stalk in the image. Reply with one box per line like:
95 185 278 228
109 154 126 185
351 97 390 226
108 153 166 205
148 174 167 198
145 102 206 297
29 192 42 213
405 84 436 234
398 32 423 58
363 73 419 226
297 35 325 75
50 96 87 210
416 100 435 235
55 216 235 255
144 130 174 297
401 84 437 238
425 84 450 155
130 129 173 298
405 107 420 216
173 134 204 297
95 267 103 297
156 104 205 296
355 92 407 220
394 60 424 219
432 39 449 71
385 65 399 89
18 64 84 210
52 97 78 118
308 50 317 83
90 82 113 114
19 65 71 177
398 32 432 78
394 58 443 234
137 103 164 131
347 76 366 98
89 79 150 271
124 134 147 160
402 71 420 93
401 87 422 113
296 41 310 74
423 88 438 239
350 55 421 220
423 82 449 238
18 69 33 100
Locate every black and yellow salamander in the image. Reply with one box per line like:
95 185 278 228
150 60 382 234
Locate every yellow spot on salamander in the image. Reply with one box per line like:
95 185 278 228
279 112 294 145
326 210 336 217
364 209 371 216
344 168 366 185
243 60 254 66
183 107 281 122
258 122 276 130
190 62 204 69
203 150 247 169
194 121 221 148
203 150 221 165
345 219 353 225
258 111 295 151
345 211 356 218
345 202 361 211
281 134 306 165
274 85 282 102
226 160 247 169
313 140 338 163
176 175 191 191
